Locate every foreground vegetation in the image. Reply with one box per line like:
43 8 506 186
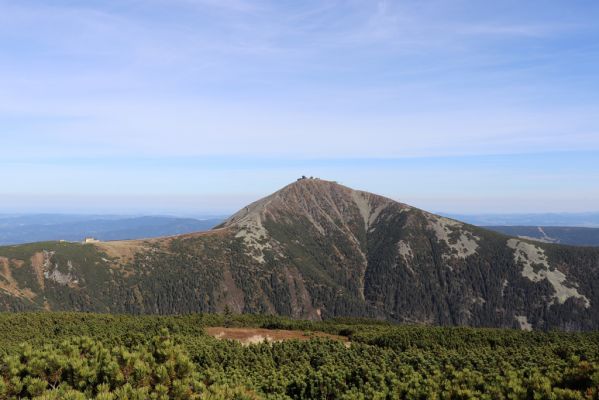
1 313 599 399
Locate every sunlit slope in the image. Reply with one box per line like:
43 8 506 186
1 179 598 330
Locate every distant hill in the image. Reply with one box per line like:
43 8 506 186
442 212 599 227
485 226 599 247
1 179 598 330
0 215 224 245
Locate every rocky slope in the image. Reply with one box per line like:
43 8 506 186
1 179 598 330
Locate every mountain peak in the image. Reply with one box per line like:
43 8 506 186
275 177 355 198
221 178 402 234
1 177 598 329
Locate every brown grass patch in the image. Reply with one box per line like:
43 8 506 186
0 257 35 300
93 229 228 267
30 252 46 289
94 240 152 265
176 228 228 239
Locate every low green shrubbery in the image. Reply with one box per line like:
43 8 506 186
0 329 258 399
1 313 599 399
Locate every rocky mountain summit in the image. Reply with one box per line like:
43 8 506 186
1 179 598 330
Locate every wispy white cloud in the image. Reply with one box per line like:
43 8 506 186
162 0 261 13
1 0 599 212
458 23 558 37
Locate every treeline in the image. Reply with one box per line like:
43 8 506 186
1 313 599 399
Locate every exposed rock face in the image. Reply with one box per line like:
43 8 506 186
507 239 590 307
426 215 480 260
515 315 533 331
1 179 599 330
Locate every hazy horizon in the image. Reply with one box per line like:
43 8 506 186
4 210 599 228
1 184 599 217
1 171 599 215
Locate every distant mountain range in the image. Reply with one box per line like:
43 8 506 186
0 215 224 245
3 210 598 247
485 226 599 247
1 179 598 330
443 212 599 227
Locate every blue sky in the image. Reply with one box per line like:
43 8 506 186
1 0 599 215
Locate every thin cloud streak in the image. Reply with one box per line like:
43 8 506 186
1 1 599 212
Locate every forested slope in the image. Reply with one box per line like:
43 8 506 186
1 179 599 330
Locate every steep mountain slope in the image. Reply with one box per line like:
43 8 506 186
1 179 598 330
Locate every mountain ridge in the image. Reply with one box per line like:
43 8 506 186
0 215 224 245
486 226 599 247
1 179 598 330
